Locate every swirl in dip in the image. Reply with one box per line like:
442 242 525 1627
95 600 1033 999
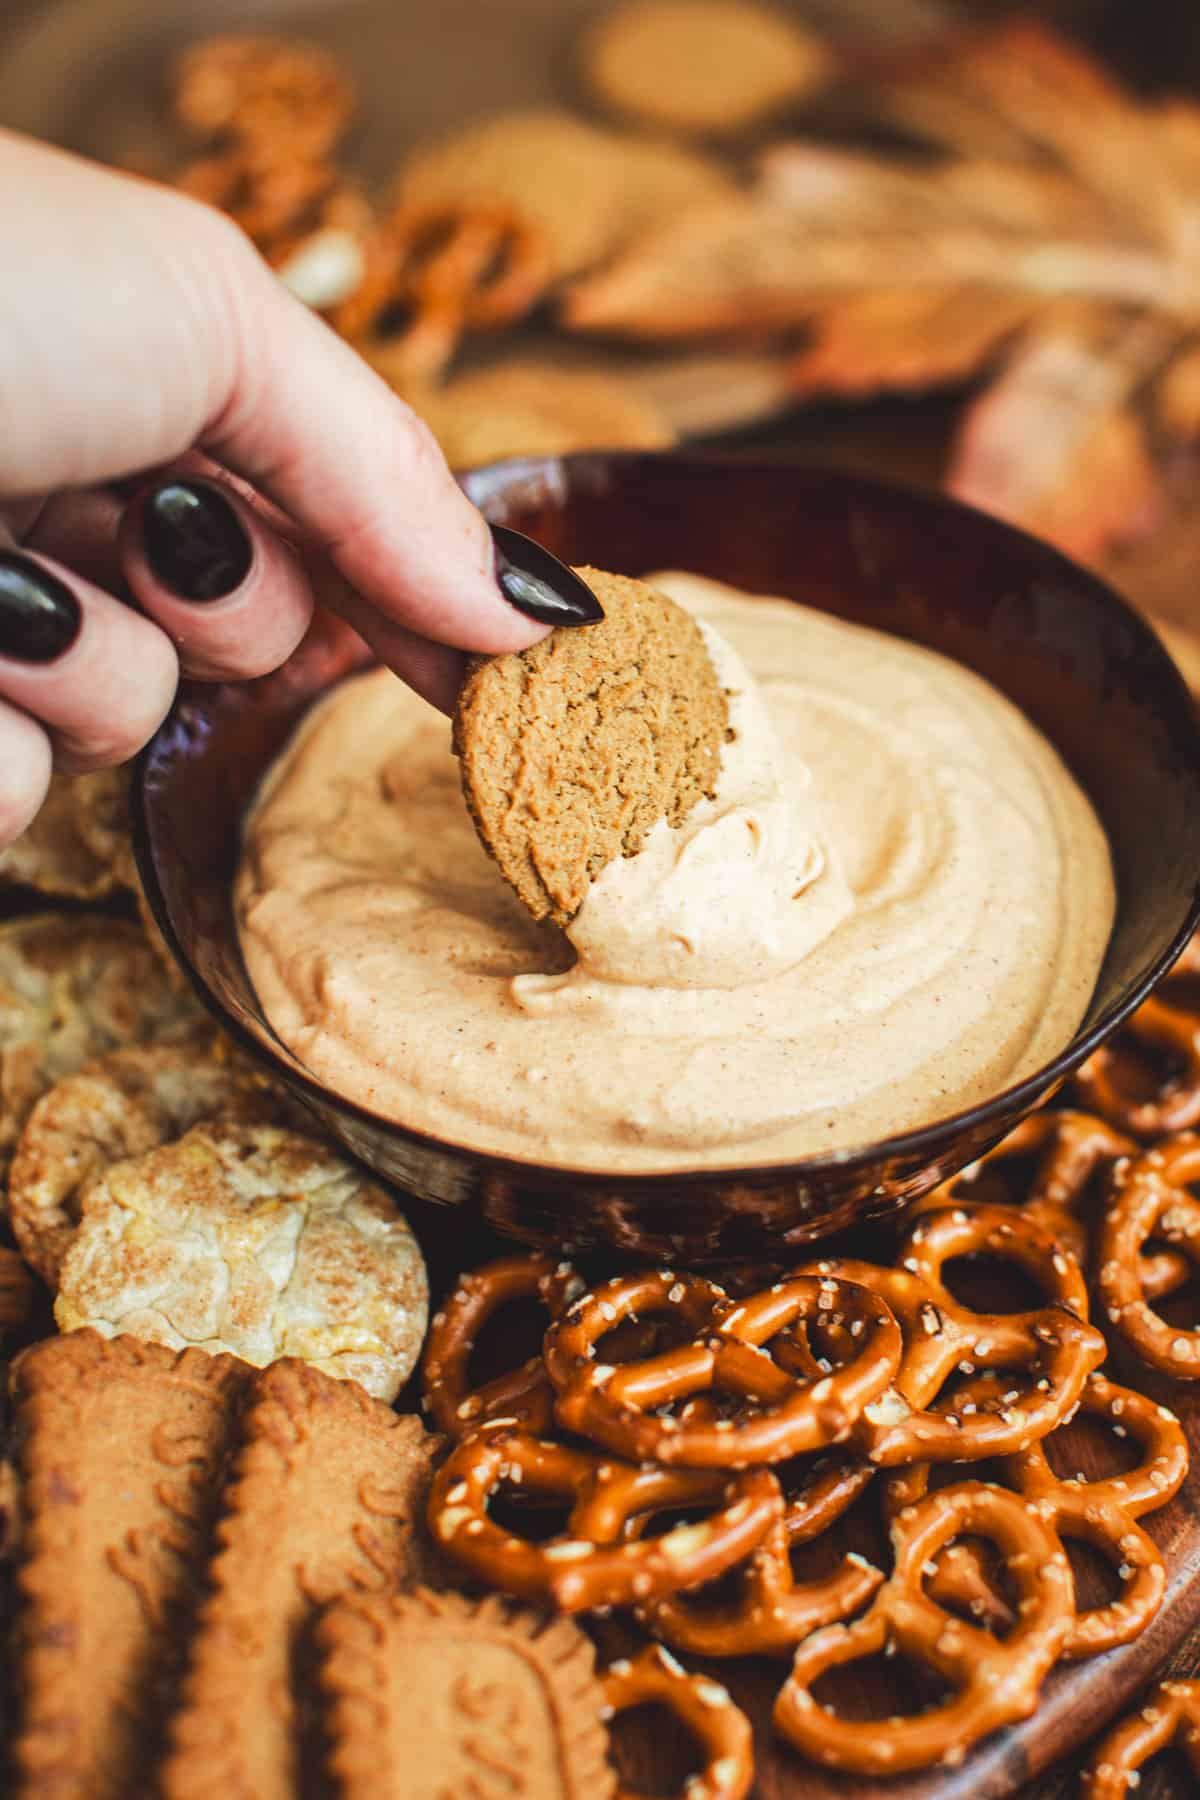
235 571 1114 1172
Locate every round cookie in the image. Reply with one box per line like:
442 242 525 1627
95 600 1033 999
411 361 675 466
55 1120 429 1403
579 0 833 136
394 108 733 280
453 567 727 924
8 1033 286 1287
0 768 135 900
0 914 202 1182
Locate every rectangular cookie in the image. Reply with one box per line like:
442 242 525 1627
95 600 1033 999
162 1358 440 1800
317 1587 615 1799
10 1329 248 1800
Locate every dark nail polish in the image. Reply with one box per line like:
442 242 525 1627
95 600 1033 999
142 479 252 602
0 553 82 662
491 525 604 627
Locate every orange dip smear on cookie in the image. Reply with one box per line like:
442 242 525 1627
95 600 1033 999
235 572 1114 1172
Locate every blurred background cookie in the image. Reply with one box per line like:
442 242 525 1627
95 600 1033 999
579 0 834 136
454 567 727 924
53 1120 429 1401
412 360 676 465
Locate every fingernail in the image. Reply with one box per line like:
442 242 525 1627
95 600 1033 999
0 553 82 662
142 479 253 602
491 525 604 627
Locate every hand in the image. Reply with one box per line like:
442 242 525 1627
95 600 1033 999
0 131 589 849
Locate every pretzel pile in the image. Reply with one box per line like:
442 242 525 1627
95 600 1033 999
168 37 550 374
421 1170 1191 1791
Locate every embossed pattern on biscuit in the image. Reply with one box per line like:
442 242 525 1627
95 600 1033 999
317 1586 616 1799
10 1330 249 1800
163 1359 440 1800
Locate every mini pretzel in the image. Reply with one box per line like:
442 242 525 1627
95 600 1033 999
918 1108 1136 1264
330 199 550 384
602 1646 754 1800
884 1372 1187 1658
1097 1136 1200 1376
426 1428 780 1612
774 1481 1074 1775
422 1254 584 1438
1084 1677 1200 1798
173 35 355 155
642 1513 882 1658
545 1271 902 1468
1074 992 1200 1139
797 1205 1105 1466
177 151 370 269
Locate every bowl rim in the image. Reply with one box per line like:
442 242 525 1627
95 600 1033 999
134 452 1200 1191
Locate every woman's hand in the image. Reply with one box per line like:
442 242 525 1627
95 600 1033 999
0 131 578 848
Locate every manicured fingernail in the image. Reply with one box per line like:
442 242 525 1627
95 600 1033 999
142 479 253 602
491 525 604 626
0 553 82 662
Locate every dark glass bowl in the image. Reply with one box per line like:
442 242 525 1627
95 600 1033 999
134 454 1200 1259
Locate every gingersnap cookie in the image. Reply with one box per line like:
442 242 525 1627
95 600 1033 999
413 361 675 467
395 109 733 280
163 1361 439 1800
53 1119 428 1401
8 1032 285 1288
0 913 202 1183
318 1587 615 1799
0 768 135 900
10 1331 250 1800
580 0 832 136
454 567 727 924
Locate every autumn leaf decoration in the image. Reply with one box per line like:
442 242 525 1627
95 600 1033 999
564 19 1200 564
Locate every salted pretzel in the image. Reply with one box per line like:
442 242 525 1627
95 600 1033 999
330 198 550 384
422 1254 584 1438
796 1204 1105 1466
601 1646 754 1800
918 1108 1136 1264
1084 1677 1200 1797
426 1427 780 1612
1097 1135 1200 1376
1074 992 1200 1140
544 1270 902 1468
173 35 355 155
884 1372 1187 1658
774 1481 1074 1775
176 150 371 278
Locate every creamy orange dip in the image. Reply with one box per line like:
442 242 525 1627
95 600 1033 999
235 572 1114 1172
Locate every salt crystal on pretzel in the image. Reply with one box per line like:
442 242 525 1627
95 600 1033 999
774 1480 1074 1774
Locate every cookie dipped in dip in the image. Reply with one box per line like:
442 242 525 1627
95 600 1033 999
234 569 1114 1172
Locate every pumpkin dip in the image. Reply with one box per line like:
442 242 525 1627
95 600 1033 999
235 571 1114 1171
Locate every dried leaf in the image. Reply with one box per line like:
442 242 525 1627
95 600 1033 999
947 309 1173 561
787 286 1035 398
